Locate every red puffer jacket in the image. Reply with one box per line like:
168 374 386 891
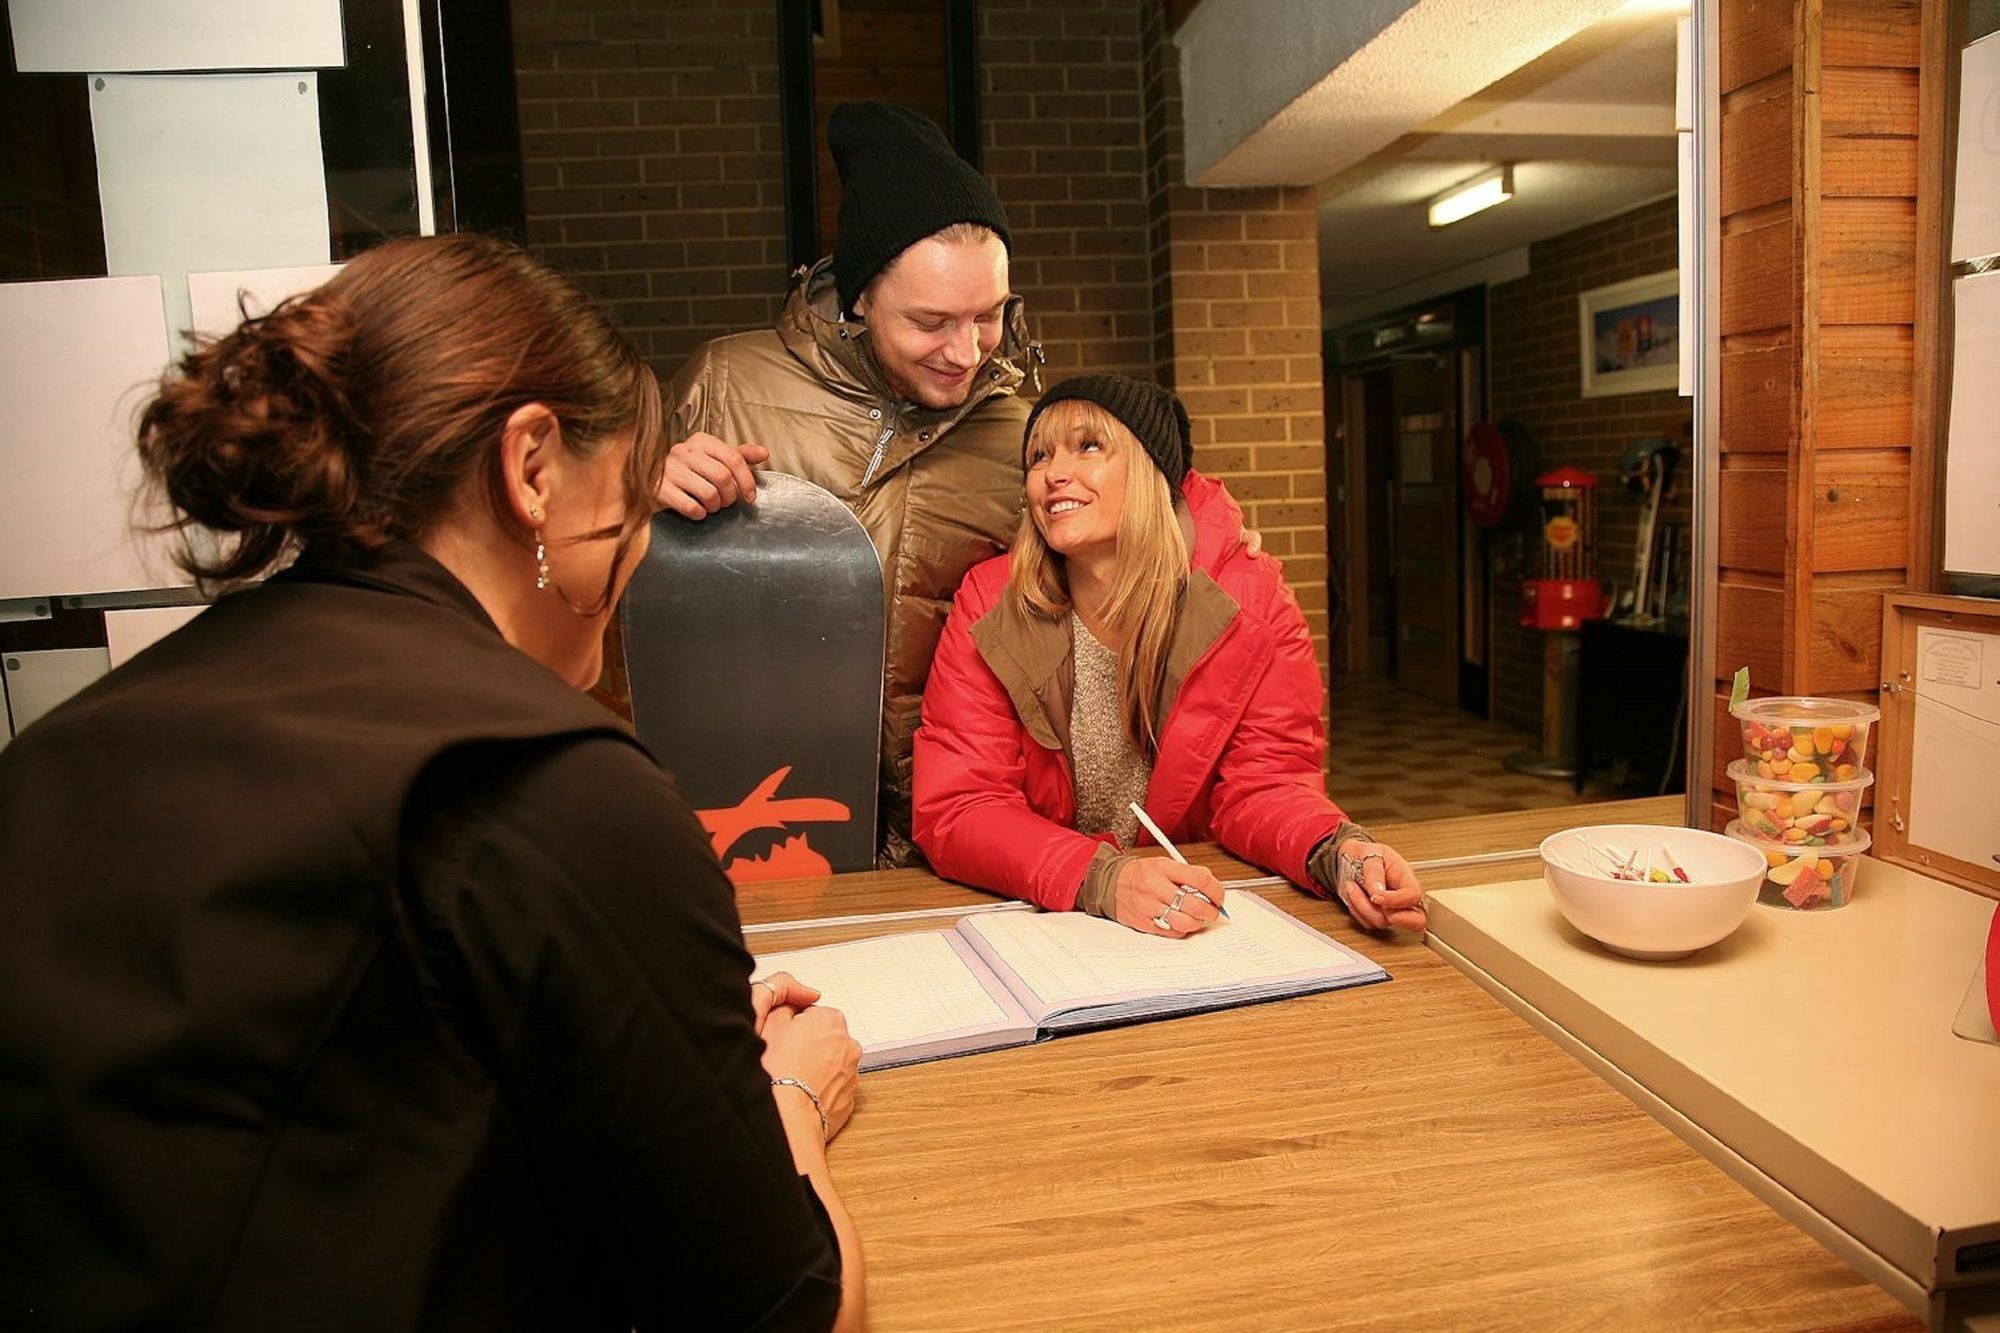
912 471 1348 910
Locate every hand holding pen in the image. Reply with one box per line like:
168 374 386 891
1115 802 1228 938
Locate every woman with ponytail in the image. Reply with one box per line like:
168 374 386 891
0 234 863 1331
912 374 1425 938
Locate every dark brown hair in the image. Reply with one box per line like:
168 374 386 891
137 232 664 604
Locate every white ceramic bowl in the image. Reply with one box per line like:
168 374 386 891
1539 824 1769 960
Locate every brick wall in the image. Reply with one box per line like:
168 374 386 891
982 0 1153 380
1487 196 1693 733
1140 0 1329 690
510 0 789 380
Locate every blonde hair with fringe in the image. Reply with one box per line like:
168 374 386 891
1008 398 1189 759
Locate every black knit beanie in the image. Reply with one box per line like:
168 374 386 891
1024 374 1193 493
828 102 1011 315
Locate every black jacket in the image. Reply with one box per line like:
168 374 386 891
0 541 839 1330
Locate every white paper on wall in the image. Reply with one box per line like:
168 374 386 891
0 275 186 602
104 605 207 670
2 648 113 746
1954 32 2000 262
1945 274 2000 577
8 0 343 74
186 263 344 342
1906 627 2000 871
92 72 332 350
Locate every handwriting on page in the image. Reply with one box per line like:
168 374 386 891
753 932 1009 1051
967 892 1359 1009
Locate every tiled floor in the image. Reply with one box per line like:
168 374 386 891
1325 672 1629 826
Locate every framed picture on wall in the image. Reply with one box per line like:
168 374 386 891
1578 269 1680 397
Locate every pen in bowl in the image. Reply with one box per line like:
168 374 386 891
1127 801 1229 918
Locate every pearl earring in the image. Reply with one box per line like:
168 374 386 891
527 503 551 591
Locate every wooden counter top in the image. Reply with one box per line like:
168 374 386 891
1426 856 2000 1330
738 802 1917 1330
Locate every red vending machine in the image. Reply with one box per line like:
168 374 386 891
1506 467 1606 777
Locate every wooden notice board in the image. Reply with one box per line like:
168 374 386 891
1877 593 2000 898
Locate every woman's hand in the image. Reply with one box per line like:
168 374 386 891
751 971 819 1032
1113 856 1227 937
761 1003 861 1142
1334 840 1426 932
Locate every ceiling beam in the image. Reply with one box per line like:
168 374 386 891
1177 0 1633 186
1419 99 1676 138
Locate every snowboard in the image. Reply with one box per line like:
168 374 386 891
622 472 885 883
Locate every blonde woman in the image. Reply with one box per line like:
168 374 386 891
912 374 1425 936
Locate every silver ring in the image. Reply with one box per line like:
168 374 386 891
1151 911 1173 931
754 978 779 1001
1168 887 1189 913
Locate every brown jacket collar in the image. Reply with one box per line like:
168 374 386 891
969 511 1241 754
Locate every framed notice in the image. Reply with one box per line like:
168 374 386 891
1578 270 1681 398
1877 593 2000 899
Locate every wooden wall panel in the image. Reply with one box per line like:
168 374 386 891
1720 82 1792 216
1719 339 1794 451
1822 0 1922 67
1709 0 1931 829
1820 68 1920 137
1823 136 1919 199
1716 580 1786 683
1718 467 1788 571
1822 68 1919 198
1719 220 1794 335
1810 462 1911 570
1806 587 1891 692
1817 340 1913 447
1721 0 1794 93
1820 200 1917 325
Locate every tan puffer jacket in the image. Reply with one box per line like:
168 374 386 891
664 258 1042 868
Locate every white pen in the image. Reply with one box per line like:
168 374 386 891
1127 801 1229 918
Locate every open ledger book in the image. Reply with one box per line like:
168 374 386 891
751 890 1388 1070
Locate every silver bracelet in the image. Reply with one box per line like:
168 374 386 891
770 1075 828 1144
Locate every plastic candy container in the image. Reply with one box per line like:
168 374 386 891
1726 821 1870 911
1726 759 1870 848
1731 696 1880 784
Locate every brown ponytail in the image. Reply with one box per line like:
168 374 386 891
137 233 663 600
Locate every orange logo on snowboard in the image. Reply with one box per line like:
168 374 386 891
697 766 851 883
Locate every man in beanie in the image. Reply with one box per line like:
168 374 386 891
657 102 1037 869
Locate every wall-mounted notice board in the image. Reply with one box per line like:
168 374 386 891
1877 593 2000 899
0 275 183 603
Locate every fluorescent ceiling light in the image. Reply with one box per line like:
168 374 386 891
1428 165 1514 228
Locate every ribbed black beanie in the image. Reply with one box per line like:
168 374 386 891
828 102 1011 316
1024 374 1193 494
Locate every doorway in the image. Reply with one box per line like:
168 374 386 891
1329 291 1484 714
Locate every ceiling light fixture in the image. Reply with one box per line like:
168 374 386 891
1428 165 1515 228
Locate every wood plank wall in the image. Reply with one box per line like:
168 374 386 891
1711 0 1939 827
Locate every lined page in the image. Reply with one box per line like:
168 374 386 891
753 931 1013 1051
961 892 1377 1014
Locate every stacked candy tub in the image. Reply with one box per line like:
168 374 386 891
1726 696 1880 910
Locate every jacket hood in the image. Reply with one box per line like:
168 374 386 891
1181 470 1248 578
774 258 1040 419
